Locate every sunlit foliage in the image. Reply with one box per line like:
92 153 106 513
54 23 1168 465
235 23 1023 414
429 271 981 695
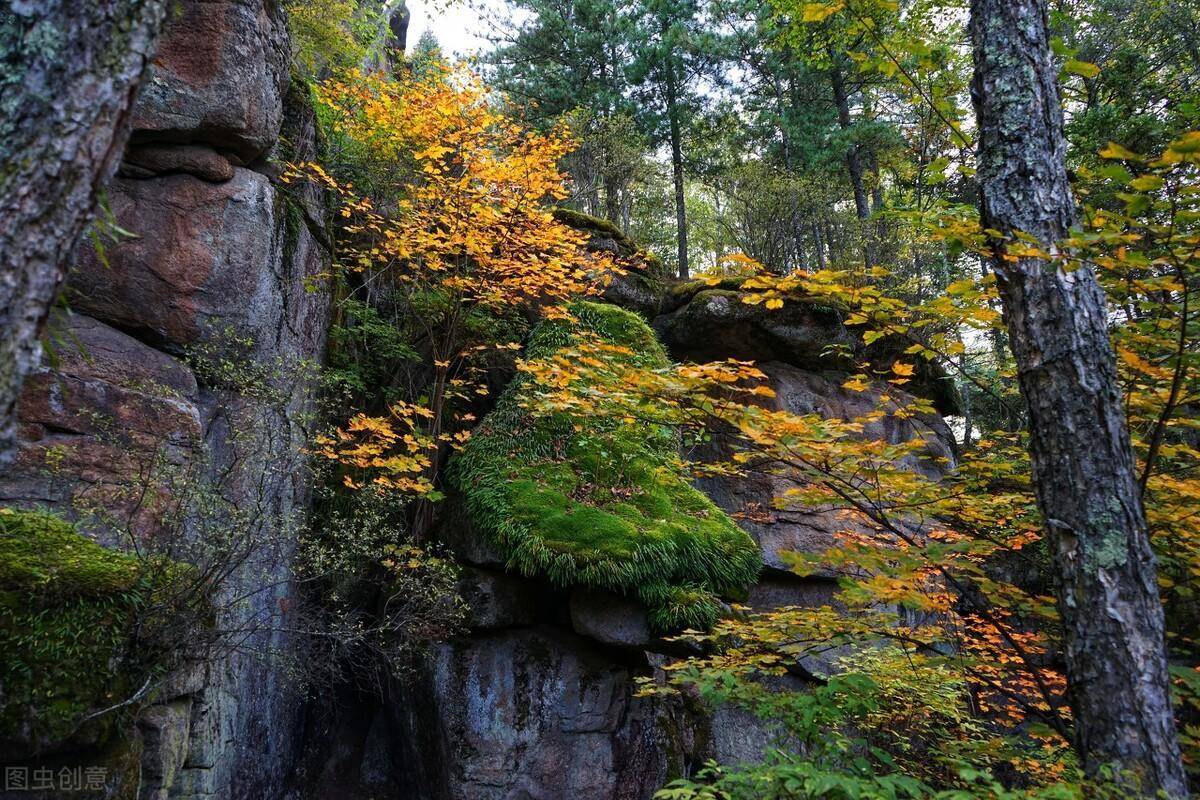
284 65 617 503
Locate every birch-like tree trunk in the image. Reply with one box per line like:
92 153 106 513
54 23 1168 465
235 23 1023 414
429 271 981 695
968 0 1187 794
0 0 167 464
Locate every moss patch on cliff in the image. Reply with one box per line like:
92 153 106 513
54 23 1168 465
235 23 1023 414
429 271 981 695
450 302 761 631
0 508 186 752
551 207 628 240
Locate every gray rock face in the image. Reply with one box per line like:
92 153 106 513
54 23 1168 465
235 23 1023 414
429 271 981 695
69 168 326 359
122 144 237 183
0 2 328 797
52 313 199 398
602 271 663 320
388 627 687 800
138 700 194 800
0 312 203 542
569 589 653 648
130 0 289 161
745 575 840 612
655 289 858 369
441 510 509 569
654 285 961 415
707 705 780 767
459 567 544 629
695 362 956 574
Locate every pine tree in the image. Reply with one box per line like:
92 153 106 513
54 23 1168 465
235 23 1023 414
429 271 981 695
970 0 1187 792
626 0 723 278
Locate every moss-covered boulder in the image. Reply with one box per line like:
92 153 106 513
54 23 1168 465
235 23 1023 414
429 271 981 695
0 508 186 756
552 207 670 319
656 282 963 416
450 302 761 632
551 207 630 245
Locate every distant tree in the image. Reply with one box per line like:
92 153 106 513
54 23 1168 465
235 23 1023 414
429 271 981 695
561 110 653 227
403 28 446 78
1054 0 1200 167
485 0 629 123
626 0 726 278
410 29 440 59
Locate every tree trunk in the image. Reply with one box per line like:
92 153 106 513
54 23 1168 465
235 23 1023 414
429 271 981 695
969 1 1187 794
828 50 873 267
603 169 621 227
827 52 870 222
666 78 689 280
0 0 166 465
812 221 826 271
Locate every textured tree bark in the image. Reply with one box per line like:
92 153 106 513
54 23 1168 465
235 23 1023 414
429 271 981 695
969 1 1187 794
665 68 689 280
827 52 870 223
0 0 166 465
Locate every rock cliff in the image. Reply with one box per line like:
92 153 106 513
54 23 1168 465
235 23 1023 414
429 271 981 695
288 236 957 800
1 1 329 797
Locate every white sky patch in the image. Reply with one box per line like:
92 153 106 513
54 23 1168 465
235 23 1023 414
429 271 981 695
405 0 494 58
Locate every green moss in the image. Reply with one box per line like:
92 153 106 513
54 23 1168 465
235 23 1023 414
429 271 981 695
449 301 761 631
281 198 305 272
0 509 182 752
668 276 749 300
551 207 628 239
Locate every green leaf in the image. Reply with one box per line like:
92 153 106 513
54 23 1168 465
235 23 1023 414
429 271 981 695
1118 192 1151 215
1097 164 1132 184
1128 174 1164 191
1049 37 1075 58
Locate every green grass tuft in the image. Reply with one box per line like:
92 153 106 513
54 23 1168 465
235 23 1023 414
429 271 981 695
0 508 187 752
449 301 761 632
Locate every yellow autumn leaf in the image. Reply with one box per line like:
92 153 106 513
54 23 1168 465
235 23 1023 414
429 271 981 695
1099 141 1144 161
1168 131 1200 154
1063 58 1100 78
801 1 845 22
842 375 871 392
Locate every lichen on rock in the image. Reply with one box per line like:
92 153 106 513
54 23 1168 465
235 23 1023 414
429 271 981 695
449 301 761 632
